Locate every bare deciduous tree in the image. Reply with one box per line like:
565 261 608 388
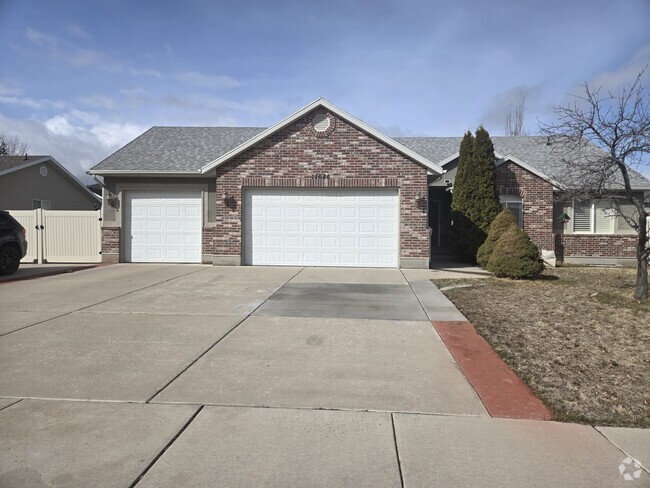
0 132 30 156
540 68 650 300
505 89 528 136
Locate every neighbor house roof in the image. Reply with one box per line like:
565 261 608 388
0 155 101 201
0 155 49 173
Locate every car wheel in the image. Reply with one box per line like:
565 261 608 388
0 245 21 275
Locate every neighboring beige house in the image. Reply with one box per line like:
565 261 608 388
0 155 100 210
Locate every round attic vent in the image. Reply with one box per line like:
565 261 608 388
39 166 48 177
312 113 331 132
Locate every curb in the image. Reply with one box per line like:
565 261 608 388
434 320 554 421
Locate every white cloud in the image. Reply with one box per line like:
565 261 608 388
0 111 147 182
128 67 162 78
176 71 240 88
589 44 650 92
68 48 102 67
0 95 43 109
24 27 161 79
89 122 145 148
44 115 75 136
26 27 57 48
0 81 23 97
67 24 90 39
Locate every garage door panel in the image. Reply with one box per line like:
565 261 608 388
244 189 398 268
125 191 202 263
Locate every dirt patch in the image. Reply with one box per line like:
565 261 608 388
434 267 650 427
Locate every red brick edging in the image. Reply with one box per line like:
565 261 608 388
434 320 554 421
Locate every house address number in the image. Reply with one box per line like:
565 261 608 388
312 174 330 180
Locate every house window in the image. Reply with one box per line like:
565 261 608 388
32 199 51 210
499 195 523 228
572 200 615 234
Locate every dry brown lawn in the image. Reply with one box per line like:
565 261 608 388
434 267 650 427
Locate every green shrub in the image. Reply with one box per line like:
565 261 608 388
476 208 518 268
487 227 544 278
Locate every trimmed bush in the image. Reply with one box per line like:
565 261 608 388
476 208 518 268
487 227 544 279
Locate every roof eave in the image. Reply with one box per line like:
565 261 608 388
87 169 205 177
199 98 444 175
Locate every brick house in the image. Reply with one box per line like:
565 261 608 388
89 99 650 267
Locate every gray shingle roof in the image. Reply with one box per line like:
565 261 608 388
0 155 48 172
396 136 650 189
89 128 650 189
91 126 267 172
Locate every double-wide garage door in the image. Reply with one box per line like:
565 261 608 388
244 188 399 267
125 191 202 263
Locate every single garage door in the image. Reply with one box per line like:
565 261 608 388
244 188 399 267
125 191 202 263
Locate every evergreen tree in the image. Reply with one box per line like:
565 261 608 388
450 126 502 261
0 141 6 156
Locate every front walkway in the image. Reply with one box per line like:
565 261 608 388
0 265 647 487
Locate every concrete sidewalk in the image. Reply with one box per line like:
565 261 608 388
0 265 647 487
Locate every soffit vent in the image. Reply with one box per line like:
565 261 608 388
312 113 331 132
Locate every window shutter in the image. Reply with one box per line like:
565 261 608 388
594 201 614 234
573 203 592 232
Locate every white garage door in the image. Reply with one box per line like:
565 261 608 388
244 188 399 267
125 191 202 263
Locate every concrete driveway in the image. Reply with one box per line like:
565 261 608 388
0 265 647 487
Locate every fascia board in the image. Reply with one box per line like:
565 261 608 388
87 170 203 177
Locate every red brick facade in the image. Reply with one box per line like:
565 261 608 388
212 109 430 262
101 227 120 263
202 226 218 255
555 234 636 260
495 160 636 260
496 161 555 251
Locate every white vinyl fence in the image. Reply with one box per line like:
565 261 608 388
10 209 102 264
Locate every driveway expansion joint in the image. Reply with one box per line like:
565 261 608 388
129 405 204 488
147 270 300 402
390 413 406 488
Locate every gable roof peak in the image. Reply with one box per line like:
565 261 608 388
198 98 443 175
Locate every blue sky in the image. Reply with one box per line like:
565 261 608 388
1 0 649 181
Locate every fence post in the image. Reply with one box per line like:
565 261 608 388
36 208 44 264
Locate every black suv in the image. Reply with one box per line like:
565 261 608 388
0 210 28 275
